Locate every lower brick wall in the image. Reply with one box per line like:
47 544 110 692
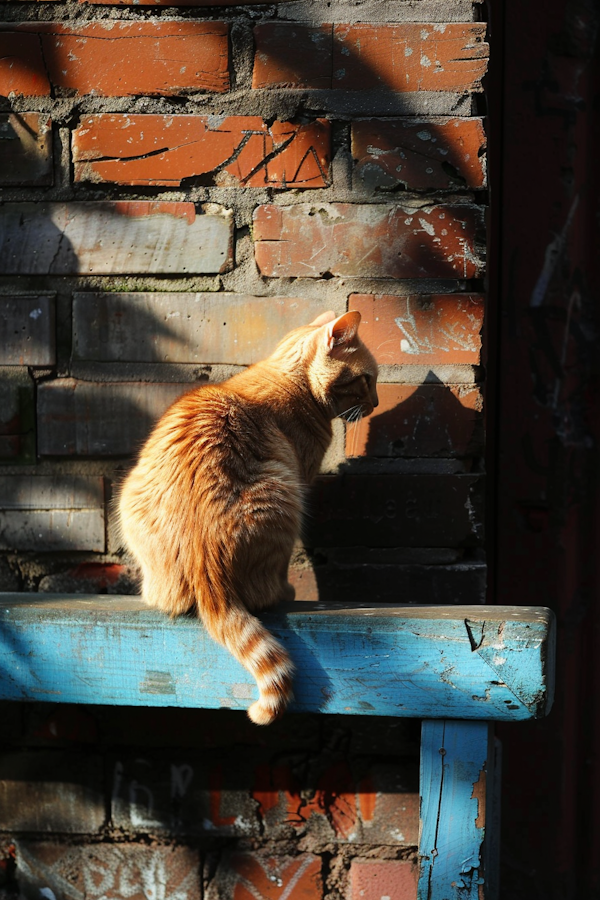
0 705 421 900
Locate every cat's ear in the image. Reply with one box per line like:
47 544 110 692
309 310 336 327
324 311 362 353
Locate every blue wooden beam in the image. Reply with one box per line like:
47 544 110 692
0 595 554 719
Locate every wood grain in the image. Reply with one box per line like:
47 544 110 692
0 597 555 720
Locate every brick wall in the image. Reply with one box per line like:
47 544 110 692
0 0 488 897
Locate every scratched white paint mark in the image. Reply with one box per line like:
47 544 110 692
416 130 432 141
29 308 43 319
171 764 194 800
420 54 432 67
530 193 579 307
418 217 435 236
232 682 253 699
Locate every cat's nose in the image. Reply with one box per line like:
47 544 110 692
372 392 379 409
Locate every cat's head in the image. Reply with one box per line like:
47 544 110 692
273 310 379 422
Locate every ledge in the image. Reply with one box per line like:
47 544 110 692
0 595 555 721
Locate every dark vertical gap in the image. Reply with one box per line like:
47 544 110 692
482 0 507 604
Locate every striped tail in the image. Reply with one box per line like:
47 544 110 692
201 602 295 725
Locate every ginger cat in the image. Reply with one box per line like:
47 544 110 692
119 310 378 724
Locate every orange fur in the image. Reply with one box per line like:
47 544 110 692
119 311 378 724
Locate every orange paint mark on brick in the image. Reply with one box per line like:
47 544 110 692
209 765 237 827
112 201 196 224
252 763 299 820
70 563 127 586
357 776 377 823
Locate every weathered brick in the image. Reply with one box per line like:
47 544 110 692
0 368 35 463
206 851 322 900
37 380 189 456
73 115 330 187
81 0 278 3
346 383 483 458
112 755 260 836
306 473 483 548
0 113 52 186
0 202 233 275
351 294 484 365
253 758 418 845
350 859 418 900
253 204 485 279
0 22 229 97
0 476 105 552
13 842 200 900
0 752 105 833
253 24 333 90
72 293 327 365
0 295 55 365
307 555 487 605
253 23 488 92
352 117 487 192
39 563 136 594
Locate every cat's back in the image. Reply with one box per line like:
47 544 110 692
131 376 295 494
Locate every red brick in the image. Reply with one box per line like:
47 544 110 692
346 383 483 458
13 843 200 900
334 24 488 92
253 205 485 279
73 115 330 187
350 859 418 900
0 22 229 97
352 118 487 191
351 294 484 365
253 23 488 92
206 851 322 900
0 113 52 186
